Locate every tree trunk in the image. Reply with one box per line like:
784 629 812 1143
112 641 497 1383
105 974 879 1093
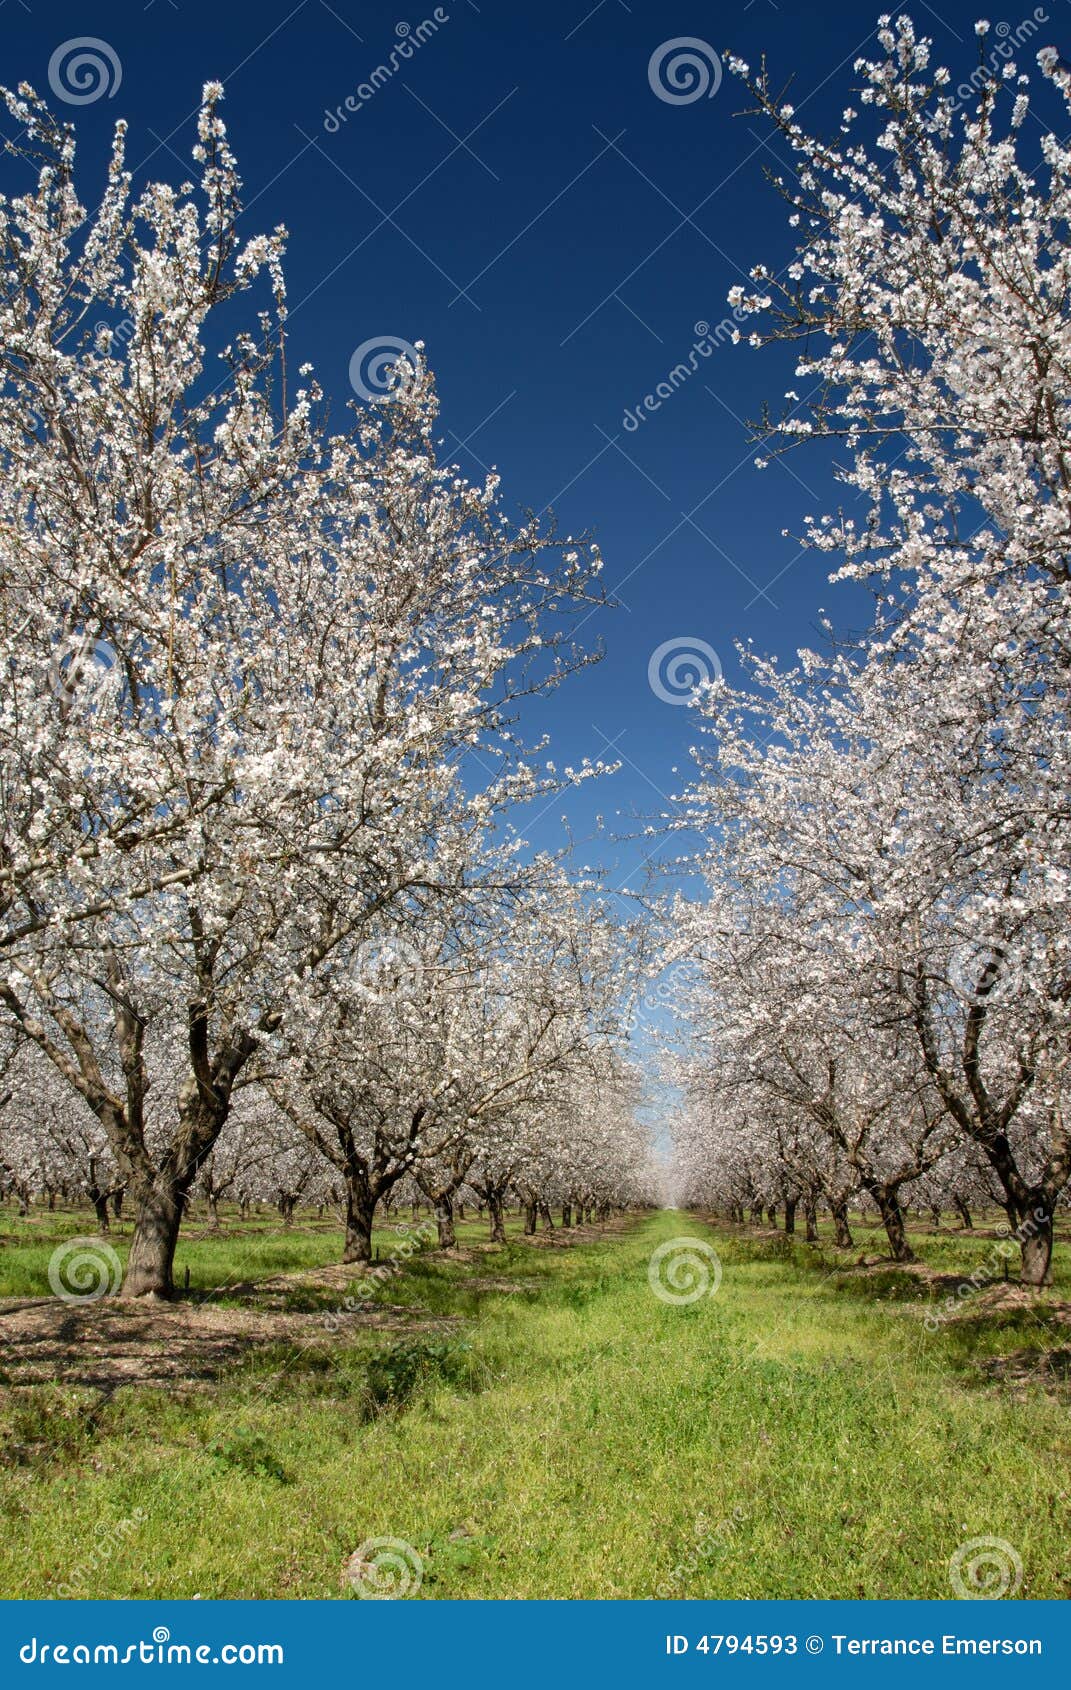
831 1199 853 1248
953 1193 973 1230
435 1195 456 1250
206 1193 221 1231
343 1183 376 1264
562 1203 572 1228
749 1203 763 1225
784 1199 796 1236
486 1189 503 1243
1019 1196 1054 1287
123 1179 187 1299
523 1202 537 1235
870 1185 915 1263
91 1192 111 1233
804 1202 818 1243
539 1201 554 1233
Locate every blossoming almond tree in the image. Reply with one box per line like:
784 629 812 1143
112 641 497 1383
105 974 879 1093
261 886 635 1259
668 853 957 1260
673 634 1069 1279
662 18 1071 1283
726 15 1071 631
0 83 605 1297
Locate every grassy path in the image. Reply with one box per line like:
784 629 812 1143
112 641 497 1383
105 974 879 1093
0 1210 1068 1598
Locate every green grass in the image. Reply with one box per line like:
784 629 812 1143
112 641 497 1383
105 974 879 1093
0 1209 1068 1599
0 1205 491 1302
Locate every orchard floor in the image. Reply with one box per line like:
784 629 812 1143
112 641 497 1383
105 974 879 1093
0 1206 1069 1599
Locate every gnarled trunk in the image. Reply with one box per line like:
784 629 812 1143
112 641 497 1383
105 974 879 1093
523 1201 537 1235
953 1193 973 1230
784 1199 796 1236
488 1191 507 1244
562 1202 573 1228
868 1183 915 1263
539 1201 554 1233
123 1178 187 1299
435 1194 456 1250
804 1202 818 1243
343 1183 377 1264
831 1199 853 1248
1018 1195 1054 1287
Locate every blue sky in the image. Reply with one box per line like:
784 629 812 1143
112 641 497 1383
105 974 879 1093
3 0 1058 893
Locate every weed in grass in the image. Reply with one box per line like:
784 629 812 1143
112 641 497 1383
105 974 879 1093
422 1526 501 1588
364 1338 482 1412
205 1431 291 1485
0 1389 102 1470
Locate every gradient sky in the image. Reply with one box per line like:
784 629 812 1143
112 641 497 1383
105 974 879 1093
3 0 1058 897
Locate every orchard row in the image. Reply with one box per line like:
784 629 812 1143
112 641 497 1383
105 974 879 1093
666 25 1071 1284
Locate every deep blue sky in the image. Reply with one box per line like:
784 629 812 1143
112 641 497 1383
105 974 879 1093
3 0 1059 893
